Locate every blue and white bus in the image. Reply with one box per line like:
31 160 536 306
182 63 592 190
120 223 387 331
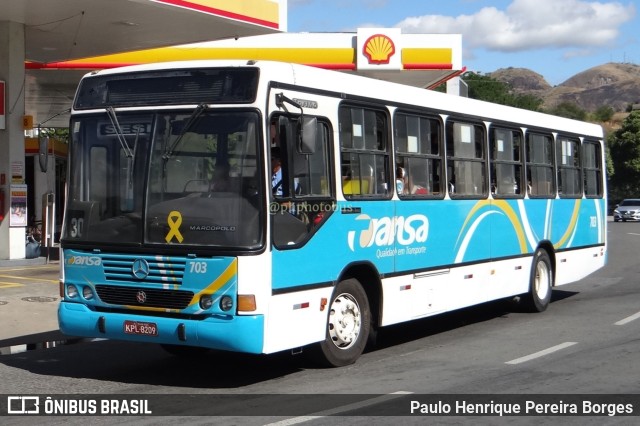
58 61 606 366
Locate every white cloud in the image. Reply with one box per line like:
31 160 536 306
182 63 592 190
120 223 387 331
395 0 635 52
562 48 597 59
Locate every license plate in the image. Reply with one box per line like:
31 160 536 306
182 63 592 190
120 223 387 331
123 320 158 336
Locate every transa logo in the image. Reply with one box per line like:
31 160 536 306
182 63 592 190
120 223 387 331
66 255 102 266
347 214 429 251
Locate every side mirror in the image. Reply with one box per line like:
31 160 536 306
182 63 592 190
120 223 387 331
297 116 317 154
38 135 49 173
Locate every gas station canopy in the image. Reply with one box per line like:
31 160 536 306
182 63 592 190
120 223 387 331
1 0 286 126
5 1 463 128
4 0 284 63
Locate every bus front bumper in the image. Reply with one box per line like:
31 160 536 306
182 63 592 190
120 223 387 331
58 301 264 354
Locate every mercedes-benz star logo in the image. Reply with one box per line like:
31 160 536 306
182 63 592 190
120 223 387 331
131 259 150 280
136 290 147 304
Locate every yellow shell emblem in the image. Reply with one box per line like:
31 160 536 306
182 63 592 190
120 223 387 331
363 34 396 64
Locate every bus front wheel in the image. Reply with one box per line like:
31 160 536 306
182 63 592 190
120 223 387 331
313 278 371 367
524 249 553 312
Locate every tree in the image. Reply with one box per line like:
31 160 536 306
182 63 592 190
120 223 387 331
546 102 587 121
593 105 614 123
40 127 69 144
463 72 512 104
607 110 640 198
512 93 544 111
461 72 543 112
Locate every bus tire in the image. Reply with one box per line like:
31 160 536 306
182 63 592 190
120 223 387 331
313 278 371 367
524 249 553 312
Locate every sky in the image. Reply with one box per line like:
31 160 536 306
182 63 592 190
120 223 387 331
287 0 638 85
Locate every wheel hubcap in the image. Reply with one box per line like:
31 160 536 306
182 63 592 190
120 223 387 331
328 293 361 349
535 260 550 301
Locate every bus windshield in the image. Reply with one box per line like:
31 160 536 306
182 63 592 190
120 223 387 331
64 109 263 250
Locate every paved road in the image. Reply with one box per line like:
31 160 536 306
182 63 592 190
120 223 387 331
0 262 60 348
0 221 639 425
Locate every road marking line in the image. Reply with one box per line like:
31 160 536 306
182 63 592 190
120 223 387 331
0 282 24 289
615 311 640 326
628 233 640 236
505 342 577 365
0 274 58 284
0 265 58 272
263 391 413 426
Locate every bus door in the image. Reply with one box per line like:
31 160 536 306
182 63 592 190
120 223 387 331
269 109 337 291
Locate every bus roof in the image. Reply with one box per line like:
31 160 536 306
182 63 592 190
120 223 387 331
78 59 603 139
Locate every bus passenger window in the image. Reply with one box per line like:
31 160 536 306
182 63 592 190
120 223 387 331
526 132 555 198
339 106 390 198
490 127 523 198
446 120 486 197
556 136 582 198
394 112 443 198
583 141 603 198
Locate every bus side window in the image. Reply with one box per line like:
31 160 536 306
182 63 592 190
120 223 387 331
583 141 603 198
339 106 390 198
446 120 487 197
556 136 582 198
490 127 524 198
526 132 555 197
394 111 443 198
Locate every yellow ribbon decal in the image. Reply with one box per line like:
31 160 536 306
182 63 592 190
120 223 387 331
165 211 184 243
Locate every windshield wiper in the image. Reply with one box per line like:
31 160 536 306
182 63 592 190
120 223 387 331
163 103 208 160
105 106 139 194
105 106 134 158
127 129 141 189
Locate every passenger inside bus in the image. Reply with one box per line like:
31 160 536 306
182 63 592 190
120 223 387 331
270 139 308 247
209 163 231 192
271 146 284 196
271 146 301 196
396 164 429 195
396 166 407 195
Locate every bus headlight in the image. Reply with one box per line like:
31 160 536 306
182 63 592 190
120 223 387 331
66 285 79 299
220 295 233 312
82 286 95 300
199 295 213 310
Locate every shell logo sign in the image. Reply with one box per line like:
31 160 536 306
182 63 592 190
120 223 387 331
363 34 396 65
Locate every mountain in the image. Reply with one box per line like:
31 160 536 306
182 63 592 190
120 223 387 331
489 67 551 94
488 63 640 112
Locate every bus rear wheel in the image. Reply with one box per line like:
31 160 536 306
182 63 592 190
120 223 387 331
313 278 371 367
524 249 553 312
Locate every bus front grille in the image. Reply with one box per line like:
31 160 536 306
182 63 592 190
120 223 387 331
101 254 186 285
95 285 194 309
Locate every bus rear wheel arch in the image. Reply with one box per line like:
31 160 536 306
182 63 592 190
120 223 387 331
311 278 371 367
